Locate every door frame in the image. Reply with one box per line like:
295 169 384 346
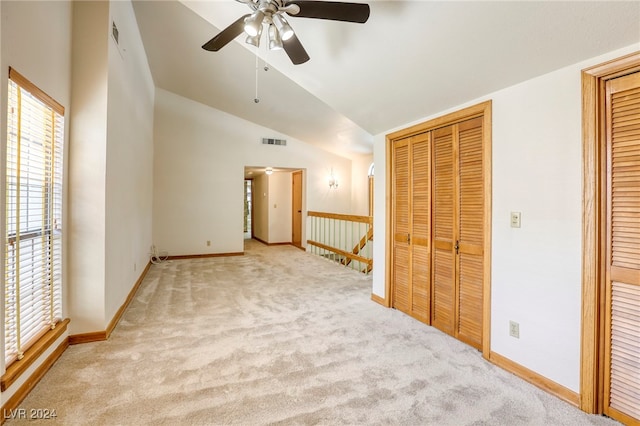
385 100 492 359
249 179 255 239
291 170 303 248
580 51 640 414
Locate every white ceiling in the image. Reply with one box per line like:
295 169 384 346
132 0 640 159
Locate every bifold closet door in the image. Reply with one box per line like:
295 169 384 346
432 125 455 335
410 133 431 323
456 118 484 349
431 118 484 350
603 71 640 424
392 138 411 313
391 133 431 322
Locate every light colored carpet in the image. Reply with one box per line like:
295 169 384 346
10 239 618 425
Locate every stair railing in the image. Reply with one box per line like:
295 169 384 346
306 211 373 274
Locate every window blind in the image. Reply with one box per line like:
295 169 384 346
5 68 64 366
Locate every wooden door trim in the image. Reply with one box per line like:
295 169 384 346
580 50 640 414
383 135 393 308
481 103 493 359
251 179 255 238
385 100 492 358
291 170 303 248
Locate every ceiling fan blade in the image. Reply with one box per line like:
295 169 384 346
202 14 251 51
286 1 370 23
283 34 310 65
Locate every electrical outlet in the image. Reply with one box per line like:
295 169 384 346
206 240 211 247
509 320 520 338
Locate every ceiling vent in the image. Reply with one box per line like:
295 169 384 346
262 138 286 146
111 21 119 45
111 20 125 58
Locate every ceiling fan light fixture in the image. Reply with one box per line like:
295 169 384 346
245 33 261 47
272 14 294 41
245 23 262 47
268 24 283 50
244 10 265 37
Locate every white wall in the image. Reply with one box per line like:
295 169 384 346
68 0 109 334
0 0 72 405
153 89 352 255
350 154 374 216
69 0 154 333
104 0 154 326
372 43 640 393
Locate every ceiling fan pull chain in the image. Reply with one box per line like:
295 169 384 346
254 51 260 103
263 36 270 72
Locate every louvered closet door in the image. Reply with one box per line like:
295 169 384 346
410 133 431 323
392 138 411 314
432 125 455 335
391 134 431 321
456 117 484 350
604 71 640 424
431 120 484 349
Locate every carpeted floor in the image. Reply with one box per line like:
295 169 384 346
8 239 619 425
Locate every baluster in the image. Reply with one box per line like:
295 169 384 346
325 217 329 259
313 216 317 256
334 218 337 262
350 220 355 270
323 217 326 258
366 222 371 274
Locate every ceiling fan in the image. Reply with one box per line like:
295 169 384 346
202 0 370 65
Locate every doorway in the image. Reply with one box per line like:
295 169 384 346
244 179 253 239
244 166 305 245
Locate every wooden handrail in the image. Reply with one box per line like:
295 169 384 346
352 227 373 255
307 211 372 225
343 227 373 267
307 240 372 266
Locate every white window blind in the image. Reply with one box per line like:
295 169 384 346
5 68 64 366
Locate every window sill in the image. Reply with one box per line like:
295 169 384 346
1 318 70 392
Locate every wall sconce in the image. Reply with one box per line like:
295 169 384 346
265 167 273 175
328 169 338 189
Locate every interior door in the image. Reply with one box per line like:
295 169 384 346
431 119 484 350
391 133 431 322
392 137 411 313
431 125 455 335
410 132 431 323
603 71 640 424
456 117 484 349
292 170 302 247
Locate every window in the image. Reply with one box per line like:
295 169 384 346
4 68 64 367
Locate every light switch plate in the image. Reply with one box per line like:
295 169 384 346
510 212 521 228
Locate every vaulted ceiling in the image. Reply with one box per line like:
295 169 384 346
132 1 640 159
